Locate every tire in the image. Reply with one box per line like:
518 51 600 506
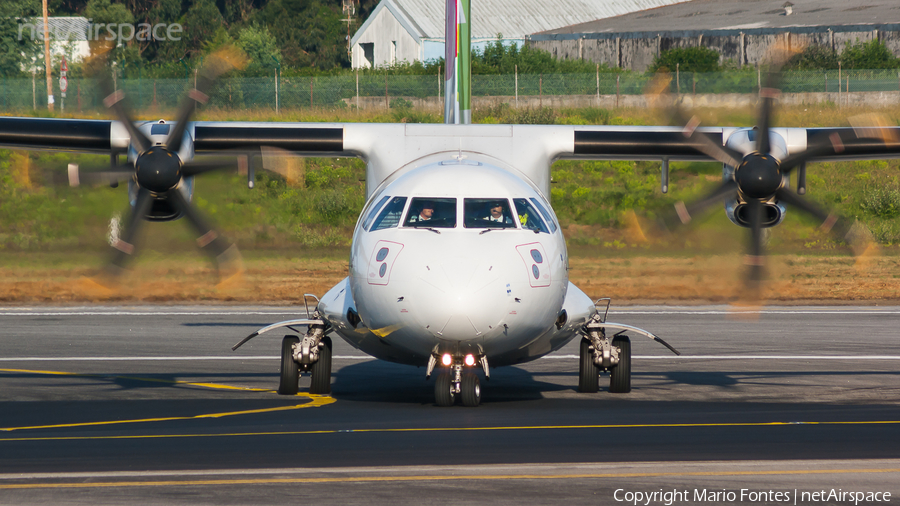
278 335 300 395
460 371 481 407
434 371 455 407
609 336 631 393
578 338 599 393
309 335 333 395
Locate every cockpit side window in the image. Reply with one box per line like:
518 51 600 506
404 197 457 228
513 198 550 234
529 197 558 233
370 196 407 231
362 195 391 231
464 198 516 229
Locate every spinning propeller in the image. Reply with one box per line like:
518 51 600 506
653 47 893 300
76 46 247 284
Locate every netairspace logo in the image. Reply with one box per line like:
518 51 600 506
613 488 892 505
18 22 183 43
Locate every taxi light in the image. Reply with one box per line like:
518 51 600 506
464 354 475 366
441 353 452 366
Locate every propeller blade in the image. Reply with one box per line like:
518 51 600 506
166 47 247 153
756 77 779 155
181 158 238 178
663 180 738 228
107 187 153 273
98 75 152 154
67 163 133 187
744 199 766 297
774 188 851 240
165 189 244 279
780 131 865 173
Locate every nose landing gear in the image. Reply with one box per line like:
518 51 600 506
429 353 486 407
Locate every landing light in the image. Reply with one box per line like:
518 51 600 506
441 353 452 366
464 354 475 366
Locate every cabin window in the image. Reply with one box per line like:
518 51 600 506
370 196 407 231
513 198 549 234
362 195 391 231
529 197 558 233
404 197 457 228
463 198 516 229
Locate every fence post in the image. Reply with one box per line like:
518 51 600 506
356 69 359 111
616 74 620 108
676 63 680 94
824 72 827 93
310 79 314 109
515 64 518 108
77 84 81 111
32 71 36 110
385 73 389 109
596 63 599 103
838 62 842 107
539 73 543 108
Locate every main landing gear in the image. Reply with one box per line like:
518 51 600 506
278 311 333 395
428 352 488 407
577 299 680 394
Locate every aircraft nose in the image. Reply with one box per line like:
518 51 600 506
413 258 508 341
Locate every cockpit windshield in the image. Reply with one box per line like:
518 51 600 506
404 198 457 228
513 198 550 234
370 196 407 231
464 199 516 229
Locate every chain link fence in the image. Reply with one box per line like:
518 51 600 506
2 69 899 112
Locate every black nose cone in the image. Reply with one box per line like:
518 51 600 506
135 147 182 193
736 154 781 199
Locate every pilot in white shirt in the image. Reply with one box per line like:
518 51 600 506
483 201 510 223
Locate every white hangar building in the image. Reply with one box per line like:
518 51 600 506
349 0 689 68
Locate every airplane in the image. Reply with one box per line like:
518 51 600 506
3 14 900 407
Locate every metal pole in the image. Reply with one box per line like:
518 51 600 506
596 63 599 102
43 0 53 111
356 69 359 111
838 62 842 107
616 74 620 108
32 71 36 110
515 64 518 108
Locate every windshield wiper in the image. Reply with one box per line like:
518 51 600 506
420 227 441 234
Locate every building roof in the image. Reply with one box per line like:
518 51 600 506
352 0 689 46
537 0 900 35
23 17 91 41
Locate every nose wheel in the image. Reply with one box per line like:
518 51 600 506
434 366 482 407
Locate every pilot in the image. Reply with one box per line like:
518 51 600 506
483 201 512 224
409 201 435 223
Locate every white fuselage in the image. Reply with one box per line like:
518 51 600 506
318 154 596 368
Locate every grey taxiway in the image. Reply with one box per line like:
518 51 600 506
1 305 899 504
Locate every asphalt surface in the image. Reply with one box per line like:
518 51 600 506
1 305 899 505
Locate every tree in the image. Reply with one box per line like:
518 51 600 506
0 0 41 77
784 44 839 70
84 0 135 25
255 0 348 69
841 39 899 69
237 24 280 73
648 46 721 73
182 0 226 56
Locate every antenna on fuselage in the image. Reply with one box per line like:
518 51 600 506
444 0 471 124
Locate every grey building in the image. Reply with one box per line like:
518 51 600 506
349 0 689 69
528 0 900 71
